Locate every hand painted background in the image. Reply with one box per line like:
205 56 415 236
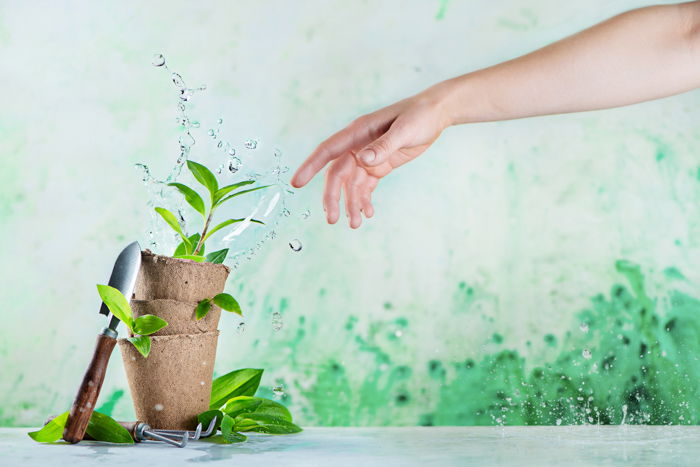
2 0 699 427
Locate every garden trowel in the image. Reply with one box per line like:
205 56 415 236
63 241 141 444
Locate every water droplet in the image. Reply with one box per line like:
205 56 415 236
179 88 193 101
228 147 236 156
272 385 285 398
579 322 589 333
582 348 592 359
556 418 562 426
301 210 311 220
236 322 246 334
272 311 283 331
282 208 291 217
179 132 195 148
217 118 224 125
178 102 186 112
190 120 200 128
273 148 282 158
217 141 223 149
228 158 241 173
152 53 166 67
289 239 302 252
171 73 186 88
208 129 216 137
135 163 152 183
154 404 164 411
244 139 258 150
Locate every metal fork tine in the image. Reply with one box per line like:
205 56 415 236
143 429 188 448
201 417 218 438
152 422 203 440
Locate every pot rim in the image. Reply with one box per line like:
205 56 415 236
142 249 231 274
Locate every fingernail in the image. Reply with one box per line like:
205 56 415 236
358 149 375 164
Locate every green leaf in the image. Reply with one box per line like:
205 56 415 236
187 160 218 199
198 409 224 432
28 411 68 442
216 185 271 206
210 368 264 409
133 315 168 335
220 414 247 443
221 396 291 421
202 218 265 243
233 413 302 434
212 293 241 315
173 255 206 263
128 336 151 358
97 284 134 331
213 181 255 205
205 248 228 264
174 233 203 256
155 207 191 250
86 411 134 444
196 299 212 320
168 182 206 217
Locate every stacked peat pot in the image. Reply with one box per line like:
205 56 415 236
118 250 230 430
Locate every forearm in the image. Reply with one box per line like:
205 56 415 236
440 2 700 124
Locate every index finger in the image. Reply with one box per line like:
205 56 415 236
291 120 373 188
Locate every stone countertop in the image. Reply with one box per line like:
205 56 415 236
3 426 700 466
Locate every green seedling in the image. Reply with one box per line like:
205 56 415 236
198 368 301 444
196 293 242 320
97 284 168 357
156 160 269 264
28 410 133 444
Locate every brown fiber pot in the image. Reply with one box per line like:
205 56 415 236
134 250 230 302
130 299 221 336
118 331 219 430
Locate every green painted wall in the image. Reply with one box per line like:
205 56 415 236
1 0 699 427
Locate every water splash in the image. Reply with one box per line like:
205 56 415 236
135 53 296 263
272 311 283 331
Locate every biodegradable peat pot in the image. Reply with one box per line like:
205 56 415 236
134 250 230 302
130 299 221 336
119 331 219 430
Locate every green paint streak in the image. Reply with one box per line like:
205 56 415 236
287 260 700 426
435 0 450 20
96 389 124 416
664 267 685 280
428 261 700 425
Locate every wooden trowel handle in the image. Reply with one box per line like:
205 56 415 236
63 331 117 444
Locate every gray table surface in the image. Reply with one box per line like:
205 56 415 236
3 426 700 466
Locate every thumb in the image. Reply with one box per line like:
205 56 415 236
355 127 403 167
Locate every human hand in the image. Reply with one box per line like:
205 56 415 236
291 85 453 228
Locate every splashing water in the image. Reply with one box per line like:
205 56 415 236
136 54 296 264
272 385 285 399
272 311 283 331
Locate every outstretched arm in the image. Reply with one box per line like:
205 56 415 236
446 1 700 125
292 2 700 228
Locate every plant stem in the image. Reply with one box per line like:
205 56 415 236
194 211 213 255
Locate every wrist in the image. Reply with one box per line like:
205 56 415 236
428 74 492 126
